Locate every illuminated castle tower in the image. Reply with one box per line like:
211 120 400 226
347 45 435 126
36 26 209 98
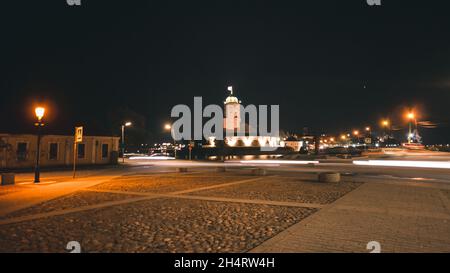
210 85 280 148
224 86 241 133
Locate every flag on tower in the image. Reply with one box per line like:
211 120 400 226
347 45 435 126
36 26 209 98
227 86 233 95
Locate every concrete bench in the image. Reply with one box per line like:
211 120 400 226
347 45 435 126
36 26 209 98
318 172 341 183
1 173 15 186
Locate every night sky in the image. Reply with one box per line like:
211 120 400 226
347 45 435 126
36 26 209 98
1 0 450 144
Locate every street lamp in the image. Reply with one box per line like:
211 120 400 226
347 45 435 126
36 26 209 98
352 130 360 146
34 107 45 183
164 123 177 158
406 112 416 143
381 119 390 140
365 127 371 139
121 122 132 163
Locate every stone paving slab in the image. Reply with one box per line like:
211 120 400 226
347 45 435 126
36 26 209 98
0 185 29 197
251 182 450 253
0 198 316 253
0 176 119 216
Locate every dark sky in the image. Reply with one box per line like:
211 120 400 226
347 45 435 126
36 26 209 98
1 0 450 144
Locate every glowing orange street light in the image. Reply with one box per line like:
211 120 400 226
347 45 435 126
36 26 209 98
34 106 46 183
35 107 45 121
381 119 390 141
365 127 370 132
164 123 177 158
406 112 417 143
341 135 347 140
353 130 359 136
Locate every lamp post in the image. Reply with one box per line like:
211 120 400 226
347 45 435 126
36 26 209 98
164 123 176 158
121 122 132 163
34 107 45 183
407 113 415 143
353 130 359 144
381 120 390 139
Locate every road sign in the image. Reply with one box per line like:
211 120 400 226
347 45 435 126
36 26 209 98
365 137 372 144
75 127 83 143
73 126 83 179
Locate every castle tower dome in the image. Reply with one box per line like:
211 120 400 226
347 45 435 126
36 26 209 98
224 86 241 131
224 86 241 105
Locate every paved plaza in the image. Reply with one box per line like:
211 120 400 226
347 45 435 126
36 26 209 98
0 167 449 253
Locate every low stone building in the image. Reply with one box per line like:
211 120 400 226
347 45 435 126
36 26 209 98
283 136 303 152
0 133 120 169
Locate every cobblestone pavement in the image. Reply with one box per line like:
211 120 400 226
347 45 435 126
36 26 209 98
0 172 325 252
1 170 449 253
89 175 248 193
1 191 138 220
441 189 450 201
186 177 362 204
0 198 316 253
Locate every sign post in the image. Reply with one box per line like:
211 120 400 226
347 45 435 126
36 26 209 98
73 127 83 179
188 141 195 160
